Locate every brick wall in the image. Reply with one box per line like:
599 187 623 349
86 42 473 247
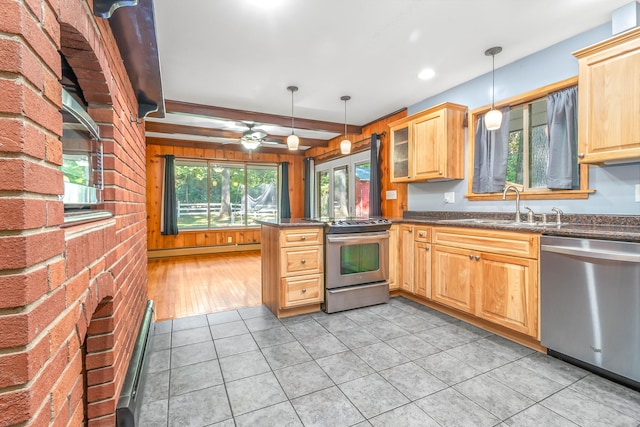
0 0 148 426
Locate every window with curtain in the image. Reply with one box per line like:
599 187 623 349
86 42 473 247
174 159 278 229
468 78 591 200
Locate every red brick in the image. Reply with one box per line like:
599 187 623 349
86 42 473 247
51 350 81 416
86 332 113 353
92 300 113 319
0 158 63 195
87 414 116 427
0 389 31 426
30 345 68 418
50 304 79 351
85 349 113 370
46 199 64 227
23 0 43 21
86 365 114 387
0 266 48 309
87 397 115 419
28 403 52 427
45 133 63 165
0 334 49 388
0 229 64 270
65 270 89 307
86 381 114 401
0 286 64 348
0 38 45 91
48 258 66 291
86 315 113 336
0 198 47 231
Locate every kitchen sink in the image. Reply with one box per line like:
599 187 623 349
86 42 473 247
438 218 545 226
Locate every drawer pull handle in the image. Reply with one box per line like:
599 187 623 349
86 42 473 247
301 236 306 241
475 255 480 261
419 232 425 237
468 254 474 259
301 259 306 264
301 288 307 293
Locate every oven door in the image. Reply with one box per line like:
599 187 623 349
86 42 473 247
325 231 389 288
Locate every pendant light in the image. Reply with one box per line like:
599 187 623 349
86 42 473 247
484 46 503 131
340 95 351 155
286 86 299 150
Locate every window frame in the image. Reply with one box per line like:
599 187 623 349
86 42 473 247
466 76 593 201
174 158 279 231
314 150 370 217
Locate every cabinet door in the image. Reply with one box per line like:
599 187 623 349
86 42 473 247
388 224 399 290
412 111 443 180
414 241 431 298
431 245 475 314
476 253 538 338
390 123 411 182
399 225 414 292
281 274 324 308
576 28 640 163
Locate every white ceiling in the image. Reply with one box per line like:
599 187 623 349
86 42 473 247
152 0 629 142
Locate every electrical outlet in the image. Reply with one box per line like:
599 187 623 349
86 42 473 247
227 236 233 243
386 190 397 200
636 184 640 202
444 192 455 204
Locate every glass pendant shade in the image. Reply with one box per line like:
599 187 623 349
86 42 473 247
241 139 260 150
287 133 299 150
485 108 503 131
340 138 351 154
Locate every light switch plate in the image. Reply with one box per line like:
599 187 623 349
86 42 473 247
444 192 455 204
386 190 397 200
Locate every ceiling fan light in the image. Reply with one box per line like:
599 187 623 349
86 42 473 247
287 133 299 150
484 108 503 131
241 138 261 150
340 138 351 155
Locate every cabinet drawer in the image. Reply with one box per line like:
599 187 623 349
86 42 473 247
432 227 538 259
414 226 431 242
281 274 324 308
280 228 323 247
281 246 323 276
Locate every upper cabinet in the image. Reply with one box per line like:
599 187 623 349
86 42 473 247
389 102 467 182
574 27 640 164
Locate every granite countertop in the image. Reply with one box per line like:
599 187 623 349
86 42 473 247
401 211 640 242
256 218 325 228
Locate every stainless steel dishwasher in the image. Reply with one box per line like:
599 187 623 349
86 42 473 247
540 235 640 390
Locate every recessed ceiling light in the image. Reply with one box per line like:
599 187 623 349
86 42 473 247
418 68 435 80
247 0 284 9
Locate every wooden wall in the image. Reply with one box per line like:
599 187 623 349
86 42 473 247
306 110 408 218
146 143 305 251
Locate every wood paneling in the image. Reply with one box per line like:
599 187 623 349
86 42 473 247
146 143 305 251
306 109 408 218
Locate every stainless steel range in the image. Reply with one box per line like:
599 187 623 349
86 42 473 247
320 218 391 313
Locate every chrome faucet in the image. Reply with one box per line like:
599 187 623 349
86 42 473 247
551 207 563 224
502 185 521 223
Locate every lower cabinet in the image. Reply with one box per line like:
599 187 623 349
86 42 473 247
431 227 539 339
388 224 399 290
397 224 431 297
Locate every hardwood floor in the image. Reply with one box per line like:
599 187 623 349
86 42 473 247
147 251 262 321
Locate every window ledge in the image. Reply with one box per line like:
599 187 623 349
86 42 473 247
63 210 113 228
465 189 595 201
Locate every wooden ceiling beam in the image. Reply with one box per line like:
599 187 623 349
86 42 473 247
145 121 329 147
160 99 363 135
145 137 306 156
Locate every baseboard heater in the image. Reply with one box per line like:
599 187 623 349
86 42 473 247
116 300 155 427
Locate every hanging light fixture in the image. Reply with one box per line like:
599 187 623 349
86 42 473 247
340 95 351 155
286 86 300 150
484 46 503 131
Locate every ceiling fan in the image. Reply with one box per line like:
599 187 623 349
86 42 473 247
225 121 287 150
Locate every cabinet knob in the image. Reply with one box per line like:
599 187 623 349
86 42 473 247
425 246 430 251
301 259 306 264
301 236 306 241
475 255 480 261
578 153 585 159
468 254 474 259
439 171 443 175
418 231 425 237
301 288 307 293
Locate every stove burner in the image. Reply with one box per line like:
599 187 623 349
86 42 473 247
324 218 391 234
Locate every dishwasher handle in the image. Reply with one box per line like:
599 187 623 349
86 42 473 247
541 244 640 263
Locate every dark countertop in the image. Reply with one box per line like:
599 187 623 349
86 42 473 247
256 218 324 228
401 211 640 242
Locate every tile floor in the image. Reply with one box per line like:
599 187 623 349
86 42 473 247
139 297 640 427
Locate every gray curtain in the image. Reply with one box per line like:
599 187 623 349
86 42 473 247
369 133 382 217
547 86 578 189
280 162 291 219
472 107 511 193
161 155 178 235
303 157 313 218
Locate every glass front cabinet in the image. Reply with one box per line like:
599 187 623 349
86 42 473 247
388 102 467 183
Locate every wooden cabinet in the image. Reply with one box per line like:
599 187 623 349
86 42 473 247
388 224 399 290
431 227 539 338
397 224 431 297
389 102 466 182
574 27 640 164
261 225 324 318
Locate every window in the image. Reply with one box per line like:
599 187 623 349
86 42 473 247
61 89 103 209
467 77 591 200
175 160 278 230
314 151 370 218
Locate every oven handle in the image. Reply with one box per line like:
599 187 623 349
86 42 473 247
326 231 389 243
